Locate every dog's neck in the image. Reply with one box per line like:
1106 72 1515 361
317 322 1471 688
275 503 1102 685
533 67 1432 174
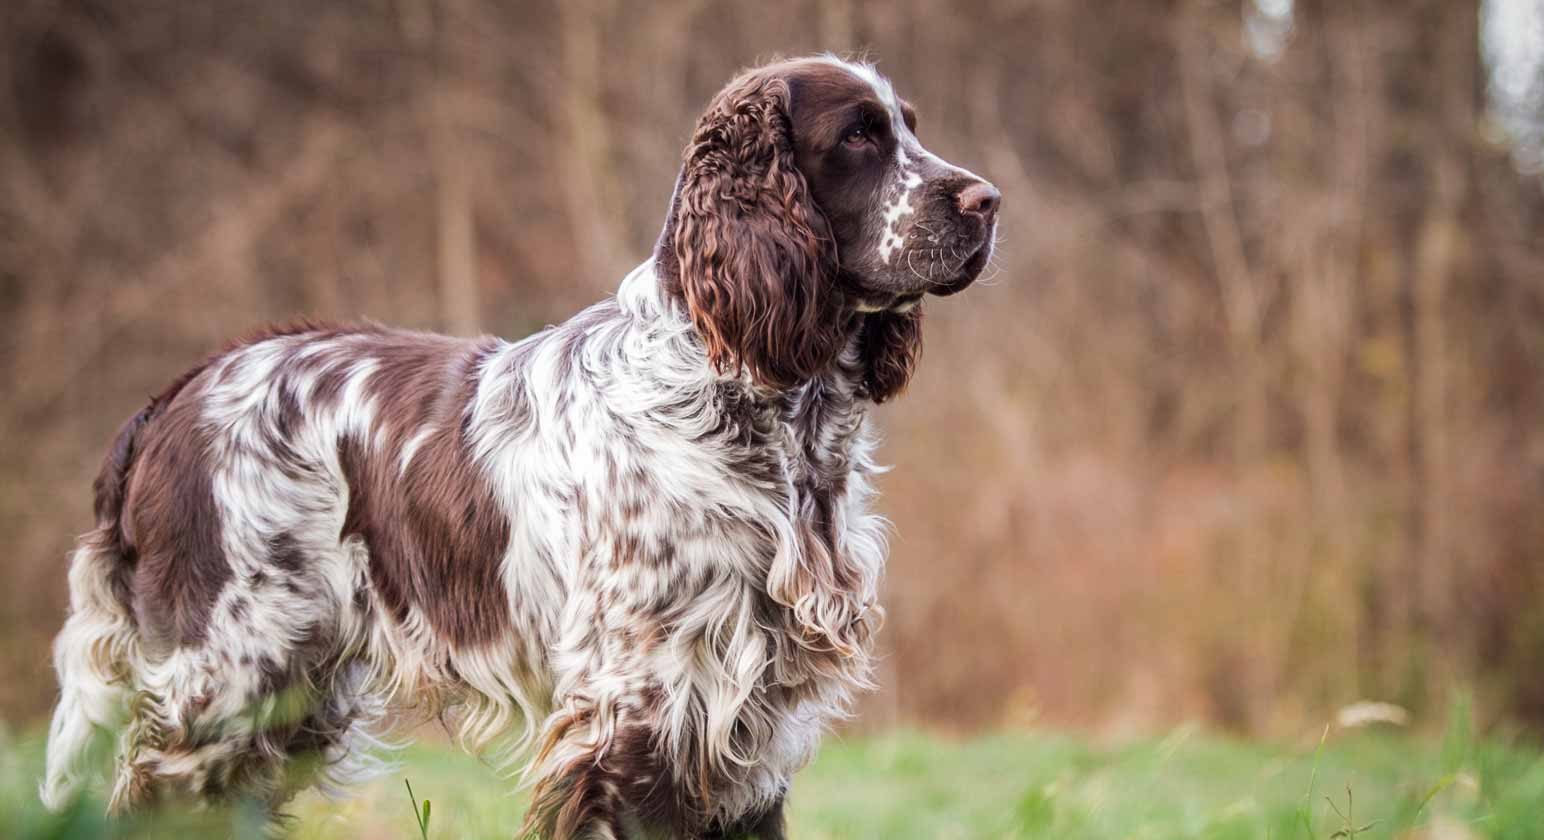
619 253 873 413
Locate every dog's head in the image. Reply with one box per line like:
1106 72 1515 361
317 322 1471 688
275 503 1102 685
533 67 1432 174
658 56 999 401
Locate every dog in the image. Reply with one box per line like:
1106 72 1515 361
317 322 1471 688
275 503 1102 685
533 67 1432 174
42 54 999 838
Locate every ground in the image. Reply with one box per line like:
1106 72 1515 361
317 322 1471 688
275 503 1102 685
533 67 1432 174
4 720 1542 839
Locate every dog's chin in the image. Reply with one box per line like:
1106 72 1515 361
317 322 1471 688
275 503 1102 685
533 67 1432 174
928 240 992 297
851 290 923 314
847 237 992 311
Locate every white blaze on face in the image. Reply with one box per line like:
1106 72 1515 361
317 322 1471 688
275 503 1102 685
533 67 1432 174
877 169 922 264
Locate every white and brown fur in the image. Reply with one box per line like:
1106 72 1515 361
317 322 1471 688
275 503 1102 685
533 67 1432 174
42 56 999 838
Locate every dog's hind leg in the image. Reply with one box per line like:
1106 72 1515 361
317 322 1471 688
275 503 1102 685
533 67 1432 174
105 661 290 814
105 662 384 820
102 588 378 817
42 530 141 810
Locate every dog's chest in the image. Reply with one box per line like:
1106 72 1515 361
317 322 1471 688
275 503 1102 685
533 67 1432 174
559 374 882 808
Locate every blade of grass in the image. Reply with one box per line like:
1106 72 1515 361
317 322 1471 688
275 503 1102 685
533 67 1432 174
1298 724 1330 839
405 779 431 840
1412 774 1457 821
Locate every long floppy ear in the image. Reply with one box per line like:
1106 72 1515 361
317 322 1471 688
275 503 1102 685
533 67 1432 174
668 70 843 389
860 308 924 403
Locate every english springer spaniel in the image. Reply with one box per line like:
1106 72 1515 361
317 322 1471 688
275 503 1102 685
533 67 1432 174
43 55 999 838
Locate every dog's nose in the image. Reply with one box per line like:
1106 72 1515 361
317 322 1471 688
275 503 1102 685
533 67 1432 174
956 181 1001 224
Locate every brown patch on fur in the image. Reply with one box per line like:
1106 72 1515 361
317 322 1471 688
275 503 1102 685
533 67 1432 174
121 366 230 650
90 340 239 625
336 336 513 647
859 308 924 403
268 533 307 574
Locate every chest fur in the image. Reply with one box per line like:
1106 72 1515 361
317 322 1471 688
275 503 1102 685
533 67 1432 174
550 371 886 811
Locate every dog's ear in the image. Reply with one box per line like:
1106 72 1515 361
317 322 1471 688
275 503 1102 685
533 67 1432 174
860 308 924 403
669 70 844 390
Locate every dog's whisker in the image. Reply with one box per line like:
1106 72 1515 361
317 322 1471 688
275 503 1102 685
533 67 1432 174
906 249 928 284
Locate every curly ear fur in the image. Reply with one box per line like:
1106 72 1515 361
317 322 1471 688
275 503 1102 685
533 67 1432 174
671 71 844 390
860 308 924 403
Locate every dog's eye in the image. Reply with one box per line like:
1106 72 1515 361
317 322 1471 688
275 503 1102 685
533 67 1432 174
843 126 869 147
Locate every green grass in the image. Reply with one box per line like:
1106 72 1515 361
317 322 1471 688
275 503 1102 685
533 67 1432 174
4 722 1542 839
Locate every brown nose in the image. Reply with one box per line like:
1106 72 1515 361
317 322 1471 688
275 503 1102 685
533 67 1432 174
956 181 1001 224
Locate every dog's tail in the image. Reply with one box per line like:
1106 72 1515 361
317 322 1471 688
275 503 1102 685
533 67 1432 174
40 402 156 811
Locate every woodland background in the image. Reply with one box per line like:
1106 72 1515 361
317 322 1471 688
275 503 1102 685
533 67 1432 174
2 0 1542 740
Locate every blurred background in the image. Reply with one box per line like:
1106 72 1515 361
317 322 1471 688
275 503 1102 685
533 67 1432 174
1 0 1541 742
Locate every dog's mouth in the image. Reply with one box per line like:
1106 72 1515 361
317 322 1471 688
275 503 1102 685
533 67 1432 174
927 237 992 298
849 227 993 311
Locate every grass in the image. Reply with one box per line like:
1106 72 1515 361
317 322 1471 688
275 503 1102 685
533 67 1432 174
3 717 1542 839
